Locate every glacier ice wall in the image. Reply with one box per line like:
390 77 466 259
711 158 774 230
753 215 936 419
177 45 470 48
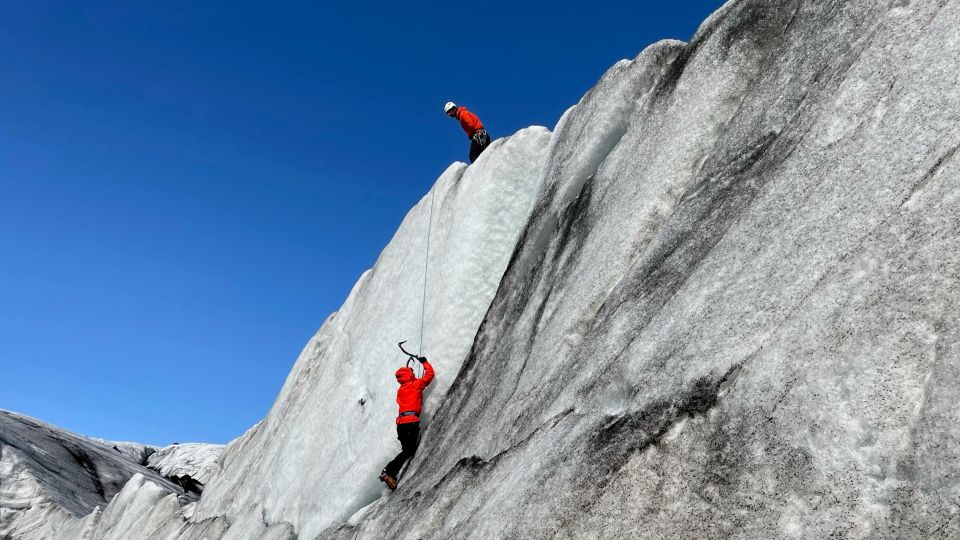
187 126 554 538
7 0 960 537
333 0 960 538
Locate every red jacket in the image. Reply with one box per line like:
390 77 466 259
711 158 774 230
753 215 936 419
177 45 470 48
455 107 484 138
394 360 435 424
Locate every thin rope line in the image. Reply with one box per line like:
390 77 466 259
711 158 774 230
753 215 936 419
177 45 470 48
418 187 436 375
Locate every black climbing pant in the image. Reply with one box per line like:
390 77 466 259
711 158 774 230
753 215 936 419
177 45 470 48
383 422 420 479
469 129 491 163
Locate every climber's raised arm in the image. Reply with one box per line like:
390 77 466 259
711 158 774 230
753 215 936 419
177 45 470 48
417 356 435 388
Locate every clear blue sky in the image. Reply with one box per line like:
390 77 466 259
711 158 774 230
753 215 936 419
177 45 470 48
1 1 723 445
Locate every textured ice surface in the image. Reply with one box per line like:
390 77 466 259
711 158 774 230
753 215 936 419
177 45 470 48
89 438 224 484
48 474 230 540
146 443 223 485
6 0 960 537
91 439 156 465
0 410 191 539
188 126 553 538
334 0 960 538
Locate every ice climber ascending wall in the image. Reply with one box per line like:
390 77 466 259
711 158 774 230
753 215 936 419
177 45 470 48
379 354 435 490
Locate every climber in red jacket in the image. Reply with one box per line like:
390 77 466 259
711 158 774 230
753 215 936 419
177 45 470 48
379 355 435 490
445 102 491 163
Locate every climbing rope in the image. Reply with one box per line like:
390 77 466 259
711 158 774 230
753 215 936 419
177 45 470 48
416 187 436 378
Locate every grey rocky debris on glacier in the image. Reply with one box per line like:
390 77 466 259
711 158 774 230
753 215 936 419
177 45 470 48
6 0 960 537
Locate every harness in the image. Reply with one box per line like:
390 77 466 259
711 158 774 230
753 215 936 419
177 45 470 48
398 411 419 418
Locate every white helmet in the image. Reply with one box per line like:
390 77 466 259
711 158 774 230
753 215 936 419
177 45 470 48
444 101 457 113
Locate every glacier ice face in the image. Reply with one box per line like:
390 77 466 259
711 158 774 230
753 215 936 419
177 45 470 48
88 438 224 486
334 0 960 538
146 443 223 485
6 0 960 538
187 125 554 538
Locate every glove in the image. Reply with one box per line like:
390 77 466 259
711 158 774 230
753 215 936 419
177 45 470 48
417 356 427 363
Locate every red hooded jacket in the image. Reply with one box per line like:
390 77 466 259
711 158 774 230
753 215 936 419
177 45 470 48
454 107 484 138
394 360 435 424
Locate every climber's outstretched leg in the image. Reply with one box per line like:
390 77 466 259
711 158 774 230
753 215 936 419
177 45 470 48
380 422 420 490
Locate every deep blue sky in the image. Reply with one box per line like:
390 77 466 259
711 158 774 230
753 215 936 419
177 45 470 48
1 1 723 445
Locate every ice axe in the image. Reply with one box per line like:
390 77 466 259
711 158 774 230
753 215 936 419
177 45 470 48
397 341 420 369
397 340 423 376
